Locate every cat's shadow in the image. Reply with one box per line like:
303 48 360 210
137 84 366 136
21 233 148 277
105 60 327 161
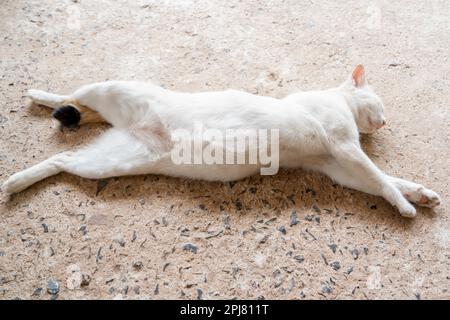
3 162 436 230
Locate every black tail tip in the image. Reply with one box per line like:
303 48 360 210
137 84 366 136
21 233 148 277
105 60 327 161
52 105 81 127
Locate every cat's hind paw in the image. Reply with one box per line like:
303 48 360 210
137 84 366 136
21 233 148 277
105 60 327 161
417 189 441 208
1 173 28 195
398 204 417 218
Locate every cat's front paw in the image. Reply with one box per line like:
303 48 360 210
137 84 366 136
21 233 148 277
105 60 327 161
405 187 441 208
397 201 417 218
417 188 441 208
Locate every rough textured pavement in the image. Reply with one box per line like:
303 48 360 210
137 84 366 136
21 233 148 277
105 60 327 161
0 0 449 299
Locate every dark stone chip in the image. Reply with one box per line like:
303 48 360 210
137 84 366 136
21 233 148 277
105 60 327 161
32 287 43 296
321 285 333 294
328 243 337 254
197 288 203 300
133 261 143 270
277 226 287 235
330 261 341 271
351 249 359 260
96 179 109 196
182 243 198 254
290 210 299 226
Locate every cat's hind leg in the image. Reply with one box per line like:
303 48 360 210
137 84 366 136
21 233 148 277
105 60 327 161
1 151 75 194
29 82 159 128
386 176 441 208
2 128 169 194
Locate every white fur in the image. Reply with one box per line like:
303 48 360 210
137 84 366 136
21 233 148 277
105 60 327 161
2 66 441 217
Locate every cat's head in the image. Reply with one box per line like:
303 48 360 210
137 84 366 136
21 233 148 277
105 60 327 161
340 65 386 134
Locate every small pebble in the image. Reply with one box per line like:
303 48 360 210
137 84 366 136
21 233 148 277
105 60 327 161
32 287 43 297
223 215 231 229
41 223 48 233
294 255 305 263
290 210 299 226
197 288 203 300
259 234 269 244
328 243 337 254
47 279 59 295
113 234 125 247
321 285 333 294
132 261 143 270
330 261 341 271
182 243 198 254
351 249 359 260
96 179 109 195
277 226 287 235
81 273 91 287
79 225 87 235
180 227 190 237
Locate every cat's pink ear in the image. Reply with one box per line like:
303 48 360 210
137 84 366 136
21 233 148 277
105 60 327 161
351 64 367 87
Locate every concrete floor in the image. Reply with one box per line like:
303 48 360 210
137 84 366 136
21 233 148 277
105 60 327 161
0 0 449 299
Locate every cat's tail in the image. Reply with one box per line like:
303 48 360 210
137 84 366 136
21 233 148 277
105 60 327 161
52 101 106 127
28 89 106 127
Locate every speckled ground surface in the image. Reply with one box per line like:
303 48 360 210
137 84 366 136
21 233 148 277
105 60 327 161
1 0 449 300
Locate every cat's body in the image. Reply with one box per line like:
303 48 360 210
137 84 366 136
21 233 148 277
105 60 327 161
2 65 441 217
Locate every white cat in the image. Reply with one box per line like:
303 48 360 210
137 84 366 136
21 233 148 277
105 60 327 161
1 65 441 217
